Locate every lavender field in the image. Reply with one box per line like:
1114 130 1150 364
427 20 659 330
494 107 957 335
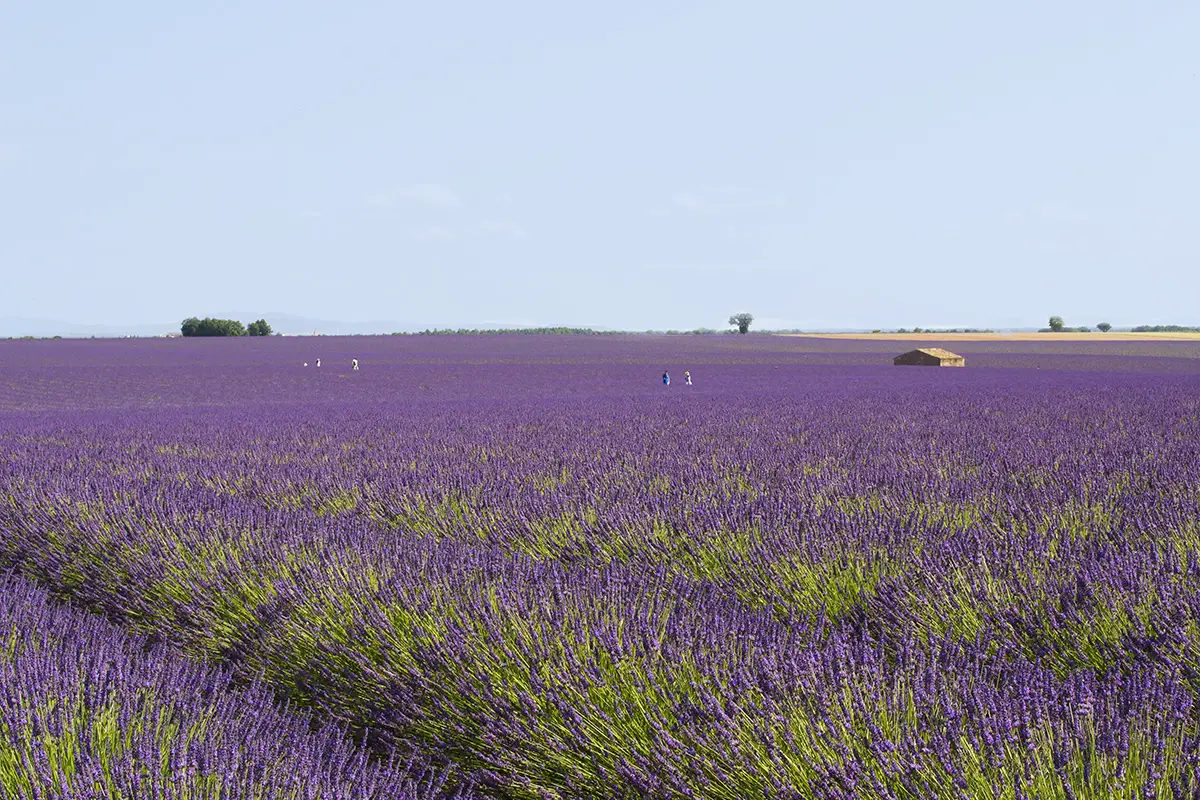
2 334 1200 799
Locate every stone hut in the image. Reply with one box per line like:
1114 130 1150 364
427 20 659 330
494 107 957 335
893 348 965 367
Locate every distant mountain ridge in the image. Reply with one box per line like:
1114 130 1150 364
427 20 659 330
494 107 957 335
210 312 425 336
0 314 423 338
0 314 615 338
0 317 175 338
1 315 1075 339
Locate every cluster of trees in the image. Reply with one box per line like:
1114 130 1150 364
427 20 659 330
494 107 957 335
1044 316 1107 333
181 318 273 337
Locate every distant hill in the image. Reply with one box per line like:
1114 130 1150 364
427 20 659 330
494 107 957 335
0 314 614 338
0 317 176 338
209 312 426 336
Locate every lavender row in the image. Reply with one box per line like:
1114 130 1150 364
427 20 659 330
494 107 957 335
0 572 472 799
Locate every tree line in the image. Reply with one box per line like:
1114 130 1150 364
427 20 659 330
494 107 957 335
1130 324 1200 333
175 314 1197 339
181 318 273 337
1044 318 1200 333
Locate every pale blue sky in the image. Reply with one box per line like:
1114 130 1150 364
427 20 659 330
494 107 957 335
2 2 1197 331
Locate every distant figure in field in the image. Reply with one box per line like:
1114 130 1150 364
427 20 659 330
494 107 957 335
303 362 308 367
684 371 692 386
352 359 359 371
316 358 321 368
662 371 670 386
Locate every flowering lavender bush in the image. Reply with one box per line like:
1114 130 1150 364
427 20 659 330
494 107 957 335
2 335 1200 798
0 572 471 799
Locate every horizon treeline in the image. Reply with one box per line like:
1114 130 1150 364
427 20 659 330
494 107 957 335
1130 324 1200 333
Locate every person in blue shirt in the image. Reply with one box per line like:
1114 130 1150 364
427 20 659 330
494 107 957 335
662 371 670 386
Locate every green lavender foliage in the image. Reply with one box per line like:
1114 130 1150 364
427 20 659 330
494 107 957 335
0 574 470 799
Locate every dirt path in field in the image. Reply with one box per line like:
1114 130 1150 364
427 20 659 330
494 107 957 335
780 332 1200 341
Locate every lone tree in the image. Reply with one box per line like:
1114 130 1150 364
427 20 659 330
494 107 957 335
247 319 273 337
1048 315 1065 332
728 312 754 334
1097 322 1112 332
181 317 247 337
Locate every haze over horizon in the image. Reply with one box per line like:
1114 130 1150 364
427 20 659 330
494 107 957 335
3 2 1197 333
1 310 1177 339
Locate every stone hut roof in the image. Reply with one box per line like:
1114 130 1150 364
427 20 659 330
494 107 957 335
893 348 966 366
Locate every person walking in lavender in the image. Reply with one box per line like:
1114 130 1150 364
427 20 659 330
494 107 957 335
352 359 359 371
662 371 670 386
684 371 692 386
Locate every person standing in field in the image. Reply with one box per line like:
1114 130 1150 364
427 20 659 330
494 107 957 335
352 359 359 371
662 371 670 386
316 358 321 368
685 371 692 386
